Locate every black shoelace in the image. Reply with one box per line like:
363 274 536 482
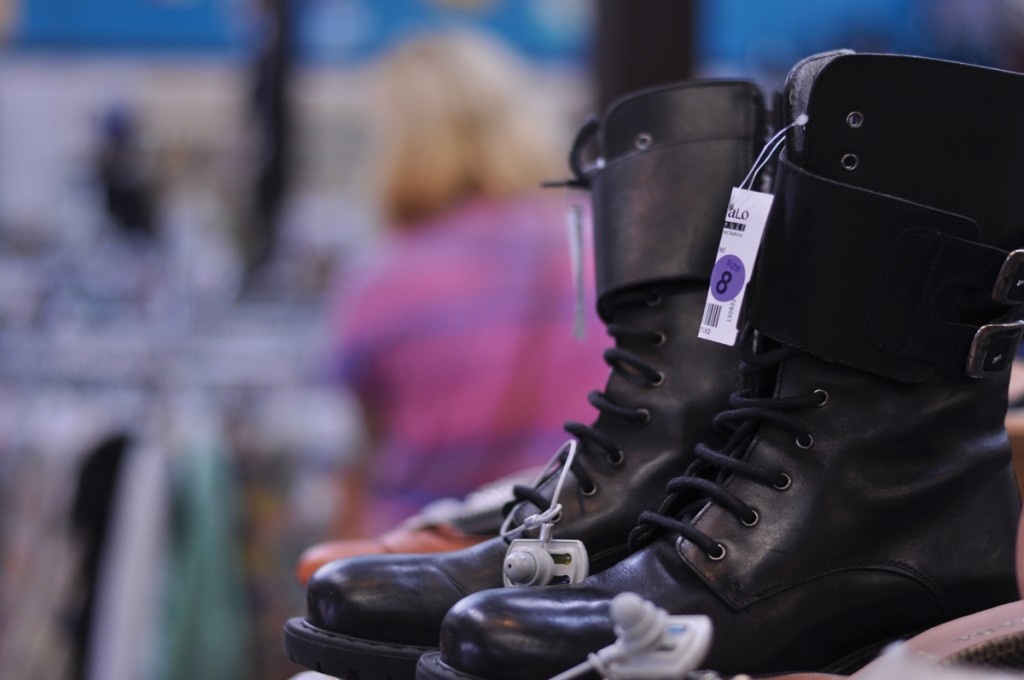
630 327 826 558
510 117 666 523
508 288 669 519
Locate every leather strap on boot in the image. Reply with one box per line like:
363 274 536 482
749 157 1024 384
592 81 765 320
794 54 1024 255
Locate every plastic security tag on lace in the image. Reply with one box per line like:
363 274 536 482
501 440 590 587
566 187 589 341
549 593 713 680
503 522 590 587
698 116 807 347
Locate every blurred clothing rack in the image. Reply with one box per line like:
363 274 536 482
0 221 364 680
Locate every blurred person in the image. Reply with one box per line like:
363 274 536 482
318 32 606 547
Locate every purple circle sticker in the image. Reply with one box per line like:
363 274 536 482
711 255 745 302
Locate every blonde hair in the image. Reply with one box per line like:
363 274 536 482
371 31 562 227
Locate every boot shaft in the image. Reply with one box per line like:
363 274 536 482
507 81 768 565
590 81 766 319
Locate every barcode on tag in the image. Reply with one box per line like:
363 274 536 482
703 303 722 328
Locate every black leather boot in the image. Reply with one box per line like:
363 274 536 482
283 80 767 679
417 52 1024 680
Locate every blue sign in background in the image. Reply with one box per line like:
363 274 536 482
10 0 592 64
10 0 998 71
14 0 245 51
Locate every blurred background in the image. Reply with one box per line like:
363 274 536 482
1 1 1022 679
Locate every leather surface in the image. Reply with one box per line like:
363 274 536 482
593 81 765 317
502 285 740 565
307 536 510 645
428 54 1023 680
772 479 1024 680
749 158 1019 385
797 54 1024 252
296 80 765 657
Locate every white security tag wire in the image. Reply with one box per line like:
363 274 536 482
500 439 578 539
738 114 808 191
697 115 809 347
549 593 713 680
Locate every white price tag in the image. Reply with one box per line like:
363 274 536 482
698 188 774 346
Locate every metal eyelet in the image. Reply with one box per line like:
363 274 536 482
580 482 598 496
650 372 665 387
814 389 829 407
773 472 792 491
635 132 653 150
636 408 651 425
840 153 859 171
846 111 864 129
646 294 663 307
795 433 814 449
651 331 667 347
674 537 727 563
607 449 625 466
741 510 759 527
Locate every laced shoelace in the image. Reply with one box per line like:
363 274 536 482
510 118 667 525
507 287 670 521
630 327 827 559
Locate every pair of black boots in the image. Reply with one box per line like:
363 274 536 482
286 51 1024 680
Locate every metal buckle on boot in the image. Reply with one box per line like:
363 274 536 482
993 250 1024 305
966 321 1024 379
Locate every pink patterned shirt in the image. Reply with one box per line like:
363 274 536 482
330 195 607 532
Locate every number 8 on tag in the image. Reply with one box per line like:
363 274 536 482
711 255 745 302
698 188 774 346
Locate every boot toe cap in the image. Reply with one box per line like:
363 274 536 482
305 539 508 647
439 586 615 680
